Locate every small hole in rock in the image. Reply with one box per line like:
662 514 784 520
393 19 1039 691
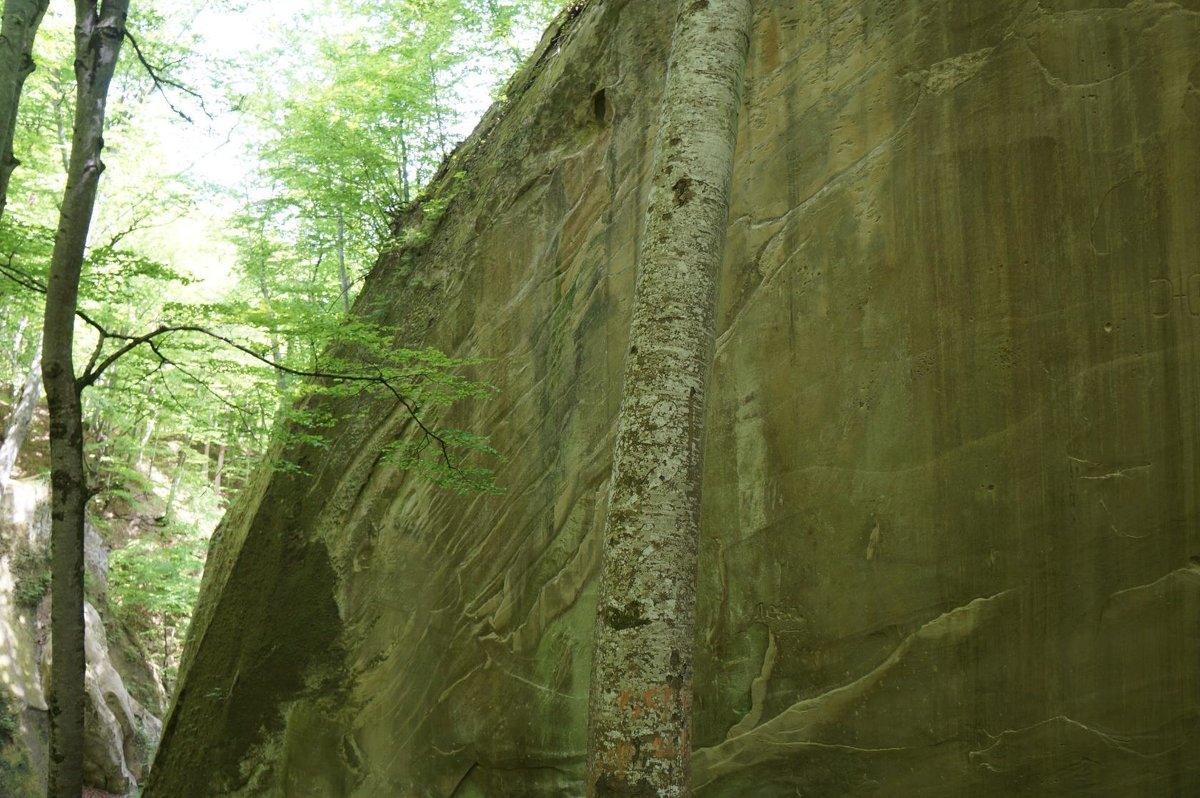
592 89 608 123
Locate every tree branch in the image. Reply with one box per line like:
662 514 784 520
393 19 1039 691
145 338 259 435
82 329 107 381
78 324 167 388
123 29 211 124
0 255 45 293
0 257 469 478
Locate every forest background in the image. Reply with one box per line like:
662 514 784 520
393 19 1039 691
0 0 559 701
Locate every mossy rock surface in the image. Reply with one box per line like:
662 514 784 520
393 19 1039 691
150 1 1200 795
0 691 42 797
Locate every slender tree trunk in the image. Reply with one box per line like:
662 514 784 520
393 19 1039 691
586 2 752 795
336 208 351 313
8 314 28 389
53 93 69 172
162 441 188 523
213 443 225 495
41 2 129 795
0 334 41 484
0 0 49 218
134 409 155 469
271 341 287 392
396 133 410 204
256 274 289 393
427 56 449 158
84 371 115 466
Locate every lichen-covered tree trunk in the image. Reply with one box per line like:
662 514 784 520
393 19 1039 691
41 2 129 795
0 0 49 217
585 1 752 795
0 335 42 484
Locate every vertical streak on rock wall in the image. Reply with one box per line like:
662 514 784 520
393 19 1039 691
694 1 1200 794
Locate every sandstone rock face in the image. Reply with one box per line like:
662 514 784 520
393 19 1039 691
0 482 53 715
0 479 161 794
81 601 162 793
149 1 1200 795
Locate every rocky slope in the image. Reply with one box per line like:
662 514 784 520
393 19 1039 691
149 0 1200 795
0 479 162 796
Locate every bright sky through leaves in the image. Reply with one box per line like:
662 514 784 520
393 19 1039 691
71 0 553 297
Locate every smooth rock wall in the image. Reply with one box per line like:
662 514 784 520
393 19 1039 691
149 1 1200 795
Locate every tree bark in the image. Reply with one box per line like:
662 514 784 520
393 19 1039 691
0 0 49 218
0 334 42 484
41 2 129 795
585 1 752 796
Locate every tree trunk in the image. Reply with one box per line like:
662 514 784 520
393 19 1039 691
54 95 69 172
0 0 49 218
213 443 225 495
41 2 129 795
336 208 351 313
0 334 42 484
397 133 410 204
255 273 289 393
427 56 449 158
134 409 156 469
585 1 752 796
271 341 287 392
162 441 188 523
7 314 28 390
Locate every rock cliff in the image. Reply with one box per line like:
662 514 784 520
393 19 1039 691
0 479 162 795
149 0 1200 795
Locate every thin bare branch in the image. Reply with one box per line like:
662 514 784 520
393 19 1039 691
123 29 211 124
1 256 466 475
82 330 107 380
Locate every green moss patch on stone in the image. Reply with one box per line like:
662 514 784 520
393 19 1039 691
0 689 41 797
144 476 346 797
11 547 49 610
